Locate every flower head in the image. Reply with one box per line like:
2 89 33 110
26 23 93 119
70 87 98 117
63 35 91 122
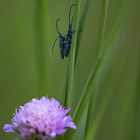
3 97 76 140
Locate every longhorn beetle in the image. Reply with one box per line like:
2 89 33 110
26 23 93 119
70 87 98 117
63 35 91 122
64 4 76 57
52 19 66 59
52 4 76 59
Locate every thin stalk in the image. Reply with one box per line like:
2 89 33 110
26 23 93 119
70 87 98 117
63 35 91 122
33 0 47 95
62 62 69 107
66 0 82 108
75 0 92 64
95 0 109 58
63 1 82 139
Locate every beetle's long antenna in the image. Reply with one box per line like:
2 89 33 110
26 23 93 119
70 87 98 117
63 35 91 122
56 19 62 34
69 4 76 27
52 36 60 57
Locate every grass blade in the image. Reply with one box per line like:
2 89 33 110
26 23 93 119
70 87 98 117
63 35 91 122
65 0 82 107
72 104 89 140
85 0 109 131
86 49 129 140
73 0 127 138
94 0 109 58
73 0 109 125
33 0 48 95
85 2 128 140
75 0 92 64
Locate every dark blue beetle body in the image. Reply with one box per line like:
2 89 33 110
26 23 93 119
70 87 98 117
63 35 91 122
52 19 66 59
52 4 76 59
65 28 73 57
64 4 76 58
59 35 65 59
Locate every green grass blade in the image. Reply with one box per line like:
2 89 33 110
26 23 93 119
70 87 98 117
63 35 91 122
85 3 128 140
85 0 109 131
131 33 140 139
86 50 129 140
75 0 92 64
66 0 82 107
73 0 109 124
63 0 82 139
94 0 109 58
72 105 89 140
73 0 126 137
33 0 48 95
62 62 69 106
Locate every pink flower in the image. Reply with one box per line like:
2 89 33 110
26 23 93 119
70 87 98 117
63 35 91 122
3 97 76 140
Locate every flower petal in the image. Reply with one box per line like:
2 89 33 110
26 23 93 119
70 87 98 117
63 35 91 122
3 124 15 133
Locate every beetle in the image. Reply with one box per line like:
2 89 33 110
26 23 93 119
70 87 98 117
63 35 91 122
52 19 66 59
64 4 76 57
52 4 76 59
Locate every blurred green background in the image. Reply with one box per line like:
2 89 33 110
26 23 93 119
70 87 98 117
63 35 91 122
0 0 140 140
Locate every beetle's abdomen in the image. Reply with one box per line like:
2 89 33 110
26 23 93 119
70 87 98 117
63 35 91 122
60 36 65 59
65 29 73 57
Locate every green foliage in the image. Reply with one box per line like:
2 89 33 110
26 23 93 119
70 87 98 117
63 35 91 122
0 0 140 140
